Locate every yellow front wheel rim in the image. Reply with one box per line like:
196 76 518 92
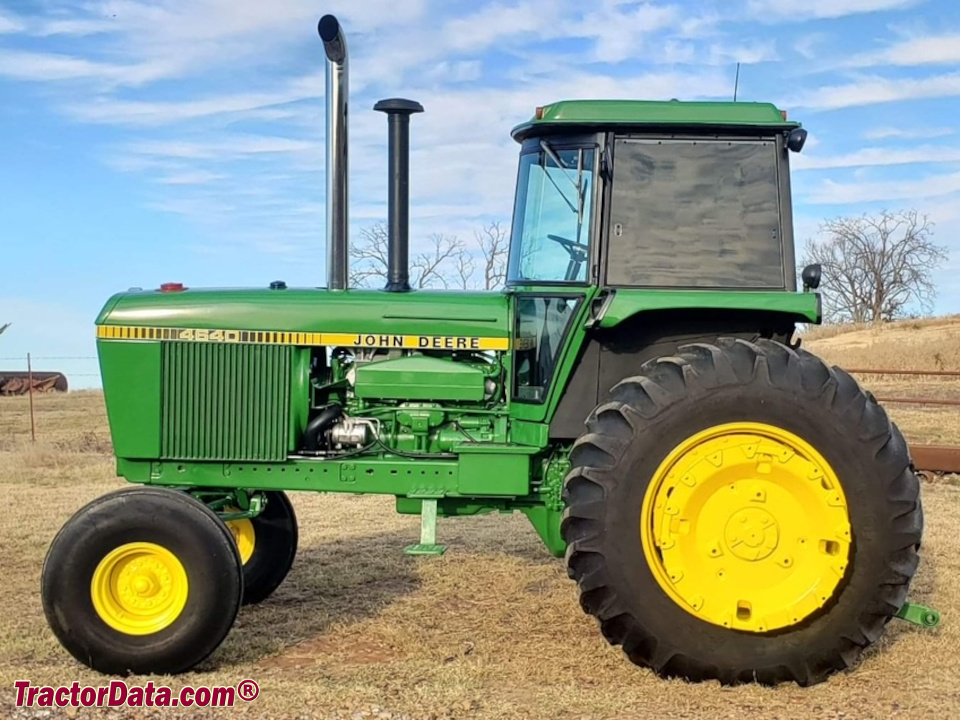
91 542 189 635
226 514 256 565
641 422 851 632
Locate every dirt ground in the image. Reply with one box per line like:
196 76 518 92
0 321 958 720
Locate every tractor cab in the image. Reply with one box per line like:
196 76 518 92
507 100 808 293
505 100 812 412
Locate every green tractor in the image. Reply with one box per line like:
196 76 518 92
42 15 929 686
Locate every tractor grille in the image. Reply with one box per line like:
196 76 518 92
161 342 291 461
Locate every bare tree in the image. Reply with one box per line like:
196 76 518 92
349 224 389 288
454 246 475 290
801 210 948 323
475 221 509 290
411 233 464 289
349 221 511 290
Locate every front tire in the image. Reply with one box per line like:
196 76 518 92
225 490 298 605
42 487 243 675
562 338 922 686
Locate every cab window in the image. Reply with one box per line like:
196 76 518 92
507 145 596 284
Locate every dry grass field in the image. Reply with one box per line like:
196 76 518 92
1 320 958 720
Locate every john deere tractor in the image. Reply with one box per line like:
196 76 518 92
42 15 929 685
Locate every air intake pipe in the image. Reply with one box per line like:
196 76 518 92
374 99 423 292
318 15 348 290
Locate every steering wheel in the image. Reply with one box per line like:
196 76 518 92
547 234 588 260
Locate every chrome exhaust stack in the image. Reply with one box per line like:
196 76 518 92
318 14 348 290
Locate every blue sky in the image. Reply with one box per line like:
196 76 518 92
2 0 959 388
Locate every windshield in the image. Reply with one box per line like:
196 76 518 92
507 146 596 284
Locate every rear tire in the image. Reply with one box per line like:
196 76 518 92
561 338 922 686
42 487 243 675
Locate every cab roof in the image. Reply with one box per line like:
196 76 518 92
511 99 800 141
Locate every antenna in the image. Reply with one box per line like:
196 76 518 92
733 62 741 102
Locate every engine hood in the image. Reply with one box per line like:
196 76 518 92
96 287 511 342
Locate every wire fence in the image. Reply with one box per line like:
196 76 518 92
848 367 960 408
848 368 960 473
0 357 98 360
1 354 102 443
0 356 100 378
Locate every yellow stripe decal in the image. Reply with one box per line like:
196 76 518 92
96 325 510 351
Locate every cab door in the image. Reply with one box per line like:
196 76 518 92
505 136 605 424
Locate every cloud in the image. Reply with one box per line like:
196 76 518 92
794 33 828 59
2 0 727 132
805 171 960 204
11 0 957 304
145 195 239 222
100 61 732 261
0 9 24 33
421 60 483 84
32 18 117 37
1 0 429 91
864 126 955 140
30 0 734 265
795 72 960 110
126 136 318 160
0 8 115 36
849 33 960 68
440 1 712 66
156 170 225 185
569 3 686 64
794 145 960 170
748 0 917 20
708 40 778 65
441 2 556 52
0 49 178 86
64 85 317 126
439 0 692 64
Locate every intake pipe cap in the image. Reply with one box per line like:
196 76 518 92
372 98 425 115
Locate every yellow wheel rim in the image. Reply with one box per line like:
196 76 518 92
90 542 189 635
226 511 256 565
641 422 851 632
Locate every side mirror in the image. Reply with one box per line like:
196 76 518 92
787 127 808 153
801 263 822 291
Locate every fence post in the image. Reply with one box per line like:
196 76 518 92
27 353 36 442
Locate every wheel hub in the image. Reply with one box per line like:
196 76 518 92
724 504 779 562
91 542 189 635
641 423 851 632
